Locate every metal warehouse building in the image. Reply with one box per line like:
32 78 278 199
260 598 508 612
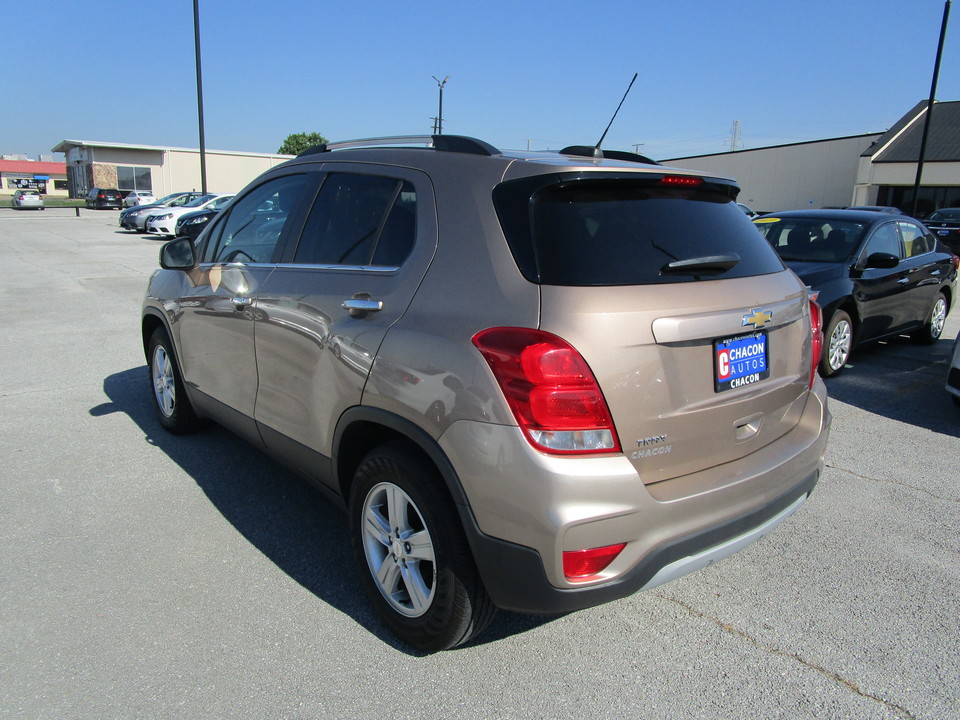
666 100 960 215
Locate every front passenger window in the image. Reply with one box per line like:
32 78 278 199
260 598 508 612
206 174 309 264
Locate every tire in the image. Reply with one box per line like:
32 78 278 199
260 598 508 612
349 442 495 652
912 292 947 345
820 310 853 377
147 327 200 433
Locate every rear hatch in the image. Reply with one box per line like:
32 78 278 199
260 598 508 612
495 171 814 484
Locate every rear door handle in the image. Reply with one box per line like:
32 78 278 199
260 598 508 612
342 298 383 317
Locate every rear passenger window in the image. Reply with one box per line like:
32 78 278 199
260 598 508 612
205 174 310 264
293 174 416 267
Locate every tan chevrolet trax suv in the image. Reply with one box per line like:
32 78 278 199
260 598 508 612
142 135 831 651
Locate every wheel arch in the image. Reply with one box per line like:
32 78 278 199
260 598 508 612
823 296 860 339
141 309 171 361
332 406 474 525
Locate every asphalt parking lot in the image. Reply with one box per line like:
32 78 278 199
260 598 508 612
1 208 958 720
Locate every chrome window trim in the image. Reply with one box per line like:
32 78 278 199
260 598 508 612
196 262 400 273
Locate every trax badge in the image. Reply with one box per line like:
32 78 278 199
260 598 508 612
742 308 773 329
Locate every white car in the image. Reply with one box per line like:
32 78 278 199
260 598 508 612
145 193 234 236
124 191 156 207
11 189 44 210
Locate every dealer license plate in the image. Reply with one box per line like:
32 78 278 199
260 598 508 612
714 331 769 392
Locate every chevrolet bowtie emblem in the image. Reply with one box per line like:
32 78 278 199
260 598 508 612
742 308 773 329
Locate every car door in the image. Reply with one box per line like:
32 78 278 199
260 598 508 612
251 166 436 473
171 171 318 432
895 220 945 328
853 220 909 341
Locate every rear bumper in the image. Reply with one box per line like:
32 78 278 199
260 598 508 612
444 382 831 614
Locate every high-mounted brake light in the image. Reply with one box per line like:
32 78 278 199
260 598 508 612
563 543 627 580
472 327 621 455
660 175 703 187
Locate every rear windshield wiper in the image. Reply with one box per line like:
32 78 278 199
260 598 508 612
660 253 741 275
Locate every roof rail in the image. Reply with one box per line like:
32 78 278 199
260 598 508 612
297 135 501 158
560 145 661 166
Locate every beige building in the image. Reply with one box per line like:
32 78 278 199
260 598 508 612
665 100 960 216
51 140 294 200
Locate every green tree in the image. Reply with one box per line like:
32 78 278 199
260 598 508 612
278 132 329 155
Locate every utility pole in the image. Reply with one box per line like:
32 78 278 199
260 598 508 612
432 76 449 135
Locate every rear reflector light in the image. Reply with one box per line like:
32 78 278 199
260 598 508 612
808 296 823 388
472 327 620 455
563 543 627 579
660 175 703 187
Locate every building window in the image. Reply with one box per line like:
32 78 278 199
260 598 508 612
878 185 960 217
117 166 153 193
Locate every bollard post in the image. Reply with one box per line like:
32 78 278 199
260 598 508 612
75 207 80 217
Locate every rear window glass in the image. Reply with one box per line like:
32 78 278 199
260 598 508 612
495 175 784 286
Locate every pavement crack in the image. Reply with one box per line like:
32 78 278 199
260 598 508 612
826 462 960 503
655 591 917 720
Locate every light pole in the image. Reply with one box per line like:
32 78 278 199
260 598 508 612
432 76 449 135
194 0 207 193
911 0 951 217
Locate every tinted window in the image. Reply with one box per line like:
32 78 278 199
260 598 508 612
205 174 310 264
293 174 415 267
927 209 960 222
862 223 901 259
496 176 783 286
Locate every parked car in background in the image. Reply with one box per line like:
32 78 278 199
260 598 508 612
755 209 958 376
142 134 831 651
736 202 758 219
947 330 960 407
124 191 156 207
845 205 906 215
174 206 222 239
923 207 960 255
86 188 124 210
119 192 207 232
146 193 234 236
10 189 44 210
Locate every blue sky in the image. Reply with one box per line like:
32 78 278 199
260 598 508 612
4 0 959 161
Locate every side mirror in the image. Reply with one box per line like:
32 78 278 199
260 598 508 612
863 251 899 269
159 236 197 270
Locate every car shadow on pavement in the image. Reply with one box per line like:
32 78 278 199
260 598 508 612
95 366 555 653
822 332 959 436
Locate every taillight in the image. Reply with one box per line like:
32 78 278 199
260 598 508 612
472 327 621 455
808 295 823 388
951 254 959 272
563 543 626 580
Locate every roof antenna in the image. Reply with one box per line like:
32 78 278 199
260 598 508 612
593 72 638 158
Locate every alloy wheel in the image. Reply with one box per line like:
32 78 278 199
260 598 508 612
827 319 852 372
360 482 436 617
152 345 176 418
